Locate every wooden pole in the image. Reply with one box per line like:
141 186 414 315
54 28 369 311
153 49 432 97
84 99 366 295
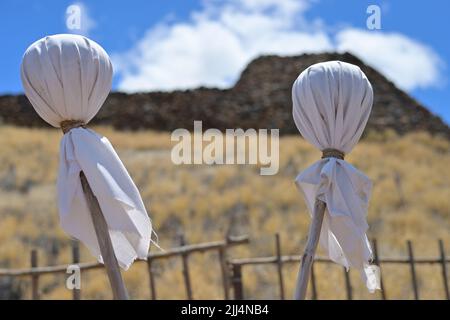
438 239 449 300
294 199 326 300
146 258 157 300
179 235 193 300
30 249 39 300
275 233 285 300
218 247 230 300
343 267 352 300
71 240 81 300
232 264 243 300
80 171 129 300
407 240 419 300
372 238 386 300
310 262 318 300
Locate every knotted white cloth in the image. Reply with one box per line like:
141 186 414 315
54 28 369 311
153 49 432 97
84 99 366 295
292 61 380 292
21 34 152 270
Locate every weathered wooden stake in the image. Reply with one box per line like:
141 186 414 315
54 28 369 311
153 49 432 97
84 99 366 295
71 240 81 300
30 249 39 300
438 239 449 300
407 240 419 300
294 200 326 300
343 267 352 300
80 172 129 300
232 264 243 300
372 238 386 300
310 262 318 300
146 258 157 300
275 233 285 300
218 246 230 300
179 234 193 300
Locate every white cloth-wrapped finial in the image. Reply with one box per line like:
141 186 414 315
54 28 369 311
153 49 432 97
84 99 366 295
292 61 380 292
21 34 152 270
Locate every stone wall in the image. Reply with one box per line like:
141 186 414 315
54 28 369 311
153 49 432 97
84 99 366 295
1 52 448 138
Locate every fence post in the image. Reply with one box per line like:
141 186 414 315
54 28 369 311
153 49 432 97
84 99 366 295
218 246 230 300
372 238 386 300
275 233 285 300
179 235 193 300
146 258 157 300
231 264 243 300
407 240 419 300
310 262 318 300
30 249 39 300
438 239 449 300
343 267 352 300
71 241 81 300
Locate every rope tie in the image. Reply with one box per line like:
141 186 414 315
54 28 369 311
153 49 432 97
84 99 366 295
60 120 86 134
321 148 345 160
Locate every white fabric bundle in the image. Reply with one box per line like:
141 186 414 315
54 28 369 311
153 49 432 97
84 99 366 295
21 34 152 270
292 61 380 292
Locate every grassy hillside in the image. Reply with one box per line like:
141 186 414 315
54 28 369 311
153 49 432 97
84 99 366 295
0 126 449 299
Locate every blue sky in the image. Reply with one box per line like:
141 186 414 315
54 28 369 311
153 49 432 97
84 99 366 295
1 0 449 124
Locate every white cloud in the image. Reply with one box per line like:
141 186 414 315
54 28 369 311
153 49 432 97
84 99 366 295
112 0 331 92
336 29 443 90
112 0 443 93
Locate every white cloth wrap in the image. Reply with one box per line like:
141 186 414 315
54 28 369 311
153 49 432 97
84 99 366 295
21 34 152 269
292 61 380 292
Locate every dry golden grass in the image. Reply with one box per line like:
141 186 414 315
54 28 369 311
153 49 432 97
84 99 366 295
0 125 448 300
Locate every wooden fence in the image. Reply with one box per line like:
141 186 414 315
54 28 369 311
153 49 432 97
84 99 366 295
0 235 249 300
0 234 448 300
228 235 450 300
